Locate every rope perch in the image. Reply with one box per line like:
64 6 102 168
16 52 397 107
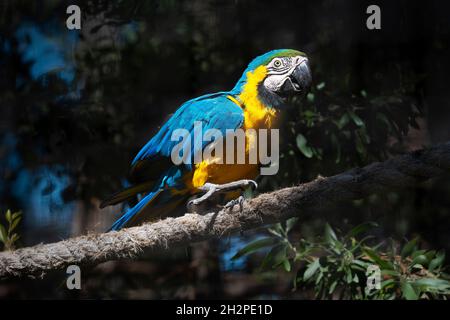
1 142 449 279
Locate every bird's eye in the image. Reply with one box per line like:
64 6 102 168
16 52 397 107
273 59 282 68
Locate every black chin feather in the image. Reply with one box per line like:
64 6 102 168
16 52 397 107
257 82 285 109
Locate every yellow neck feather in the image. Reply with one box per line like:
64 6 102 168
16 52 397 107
237 66 276 129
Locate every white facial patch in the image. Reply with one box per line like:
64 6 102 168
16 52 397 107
263 55 308 92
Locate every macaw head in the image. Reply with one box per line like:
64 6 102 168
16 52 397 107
234 49 312 108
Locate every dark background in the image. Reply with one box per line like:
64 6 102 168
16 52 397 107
0 0 449 298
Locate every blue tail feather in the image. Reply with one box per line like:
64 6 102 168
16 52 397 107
109 189 161 231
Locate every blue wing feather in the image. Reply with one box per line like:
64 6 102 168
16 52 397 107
132 92 244 169
109 92 244 231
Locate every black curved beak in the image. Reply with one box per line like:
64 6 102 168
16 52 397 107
289 60 312 95
279 59 312 97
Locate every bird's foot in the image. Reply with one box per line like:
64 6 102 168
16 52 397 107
224 195 245 212
187 179 257 209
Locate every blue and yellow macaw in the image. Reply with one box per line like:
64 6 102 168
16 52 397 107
101 49 311 231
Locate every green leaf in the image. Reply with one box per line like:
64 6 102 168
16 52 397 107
381 279 395 289
231 238 275 260
10 217 21 231
355 134 366 156
347 222 378 238
324 223 338 245
381 269 400 277
5 210 12 223
401 238 418 258
410 255 428 268
328 280 338 295
268 230 282 239
413 278 450 293
358 127 371 144
316 82 325 90
335 114 350 129
429 251 445 272
376 112 392 129
401 281 419 300
296 134 313 158
304 258 321 281
363 247 394 270
330 133 341 164
272 245 288 268
12 211 21 220
260 246 279 270
348 111 365 127
424 250 436 262
346 270 353 284
0 224 6 243
268 223 284 238
411 250 426 260
303 110 316 118
351 259 368 272
282 259 291 272
286 217 298 233
10 233 20 244
315 271 323 285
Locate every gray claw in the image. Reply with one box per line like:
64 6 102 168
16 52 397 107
225 196 245 211
187 179 257 209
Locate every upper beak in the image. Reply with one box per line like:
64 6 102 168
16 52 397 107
289 58 312 95
279 57 312 97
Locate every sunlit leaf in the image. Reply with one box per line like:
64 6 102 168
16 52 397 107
363 247 394 270
10 233 20 243
349 111 364 127
10 217 21 231
283 259 291 272
304 258 321 281
272 245 288 268
5 210 11 223
381 279 395 289
401 281 419 300
12 211 21 220
411 249 426 260
413 278 450 293
286 217 298 233
410 255 428 268
429 251 445 272
381 269 400 277
346 270 353 284
336 114 350 129
401 238 418 258
0 224 6 243
347 222 378 238
316 82 325 90
231 238 275 260
296 134 313 158
324 223 338 244
328 280 338 294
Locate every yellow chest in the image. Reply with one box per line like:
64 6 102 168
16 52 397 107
190 66 276 189
238 65 276 130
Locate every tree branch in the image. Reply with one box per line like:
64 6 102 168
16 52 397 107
1 142 449 279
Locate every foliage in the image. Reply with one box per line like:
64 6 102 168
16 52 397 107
0 210 22 251
233 220 450 300
271 77 423 191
